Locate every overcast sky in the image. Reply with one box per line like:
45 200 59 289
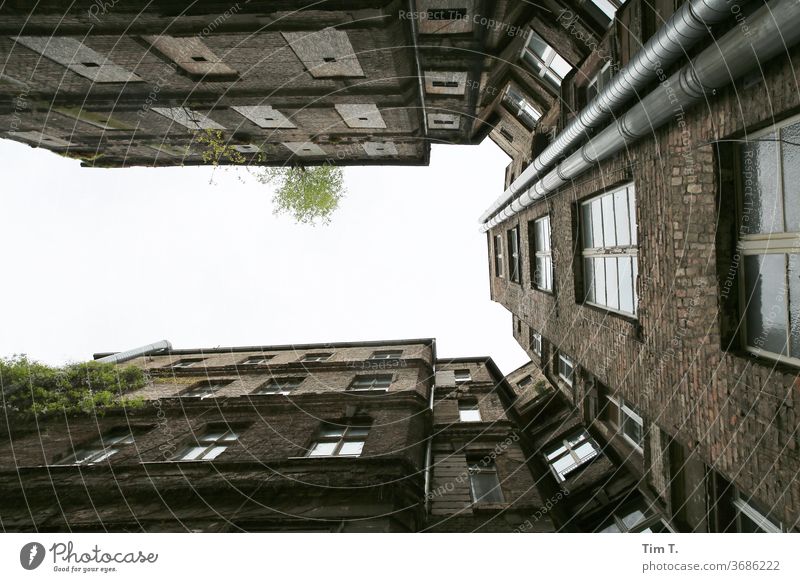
0 137 529 373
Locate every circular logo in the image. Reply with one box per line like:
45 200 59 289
20 542 46 570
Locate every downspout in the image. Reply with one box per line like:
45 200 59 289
408 0 429 137
95 340 172 364
482 0 800 231
423 339 436 516
479 0 744 225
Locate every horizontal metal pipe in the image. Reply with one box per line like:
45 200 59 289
95 340 172 364
482 0 800 231
479 0 742 225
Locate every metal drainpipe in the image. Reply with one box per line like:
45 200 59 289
482 0 800 231
95 340 172 364
409 0 429 136
479 0 744 225
423 341 436 516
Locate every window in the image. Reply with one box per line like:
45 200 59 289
306 424 370 457
468 458 504 503
733 494 783 532
737 116 800 367
531 331 542 356
521 31 572 90
597 501 673 533
557 353 574 386
174 427 240 461
531 216 553 291
620 401 644 449
168 358 204 369
502 84 542 130
252 377 303 395
494 234 504 277
369 350 402 360
180 379 233 399
581 184 638 316
241 355 273 365
586 0 622 28
56 428 141 465
454 369 471 383
587 61 613 103
518 375 533 389
458 401 481 422
499 127 514 143
545 429 600 482
302 353 332 362
348 374 392 392
507 225 521 283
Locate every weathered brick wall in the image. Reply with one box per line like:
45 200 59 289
488 43 800 525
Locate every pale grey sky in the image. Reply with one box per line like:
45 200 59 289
0 137 529 373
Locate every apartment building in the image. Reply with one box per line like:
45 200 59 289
482 0 800 532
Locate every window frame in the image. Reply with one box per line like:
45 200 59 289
494 233 505 278
458 400 482 422
179 379 233 399
732 494 783 533
167 358 205 369
301 352 332 362
531 215 553 292
735 114 800 368
252 377 304 396
173 426 240 462
368 350 403 360
241 355 274 365
531 331 542 356
580 184 639 317
467 457 505 504
347 374 393 392
306 424 370 458
544 429 600 482
557 353 575 386
596 500 674 533
520 30 572 90
454 369 472 384
55 428 142 466
501 83 542 130
507 225 521 283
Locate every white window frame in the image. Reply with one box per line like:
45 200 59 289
306 425 370 457
454 369 472 384
174 428 239 461
302 352 332 362
581 184 639 316
467 458 505 504
544 429 600 482
169 358 204 369
180 380 232 399
369 350 402 360
494 234 504 278
620 400 644 450
508 225 521 283
532 215 553 292
597 501 674 533
348 374 392 392
253 377 303 395
531 332 542 356
733 495 783 533
56 430 137 465
737 114 800 368
557 353 574 386
458 401 482 422
502 84 542 130
520 30 572 90
241 355 273 365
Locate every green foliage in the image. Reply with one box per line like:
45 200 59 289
194 129 346 226
257 165 346 226
0 356 147 417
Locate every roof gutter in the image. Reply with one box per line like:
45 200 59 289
479 0 744 227
482 0 800 231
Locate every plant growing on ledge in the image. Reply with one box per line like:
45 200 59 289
0 356 146 417
194 129 346 226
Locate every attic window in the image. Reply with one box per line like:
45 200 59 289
323 57 337 63
81 61 100 67
500 127 514 142
427 8 467 20
192 56 208 62
434 119 454 125
432 80 459 88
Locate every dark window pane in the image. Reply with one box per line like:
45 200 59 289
744 254 788 355
742 133 782 234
